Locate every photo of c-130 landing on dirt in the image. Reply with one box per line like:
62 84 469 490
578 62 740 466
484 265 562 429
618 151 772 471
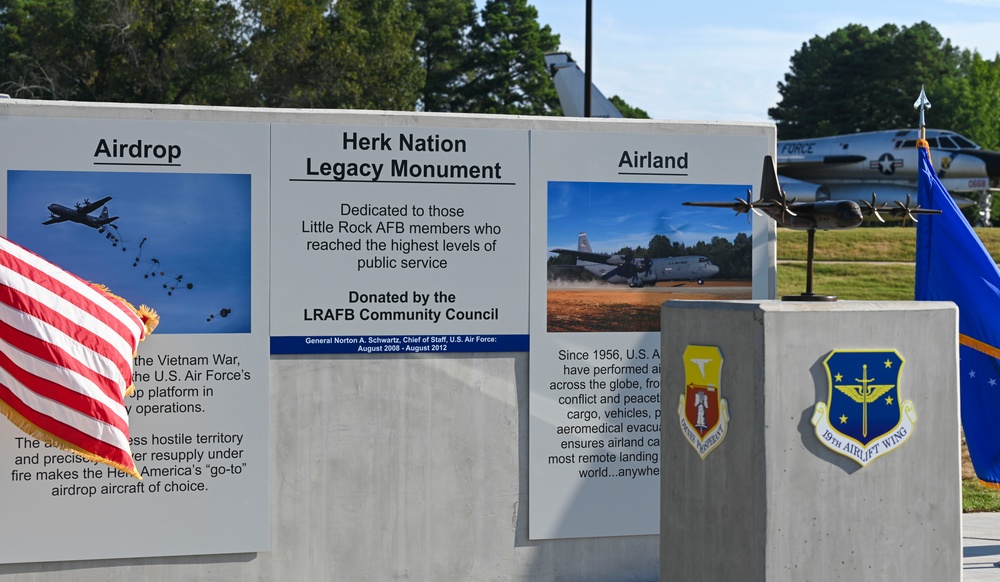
546 181 753 333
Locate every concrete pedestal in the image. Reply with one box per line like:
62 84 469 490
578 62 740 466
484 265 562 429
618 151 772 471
660 301 960 581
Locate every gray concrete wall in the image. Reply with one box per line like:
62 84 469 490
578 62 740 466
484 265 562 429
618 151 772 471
0 354 659 581
661 300 961 582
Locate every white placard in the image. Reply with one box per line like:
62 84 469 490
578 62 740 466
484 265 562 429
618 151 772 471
0 115 269 562
269 124 529 354
529 128 771 539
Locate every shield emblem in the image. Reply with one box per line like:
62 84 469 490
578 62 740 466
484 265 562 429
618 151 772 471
678 345 728 459
812 349 916 466
685 383 720 436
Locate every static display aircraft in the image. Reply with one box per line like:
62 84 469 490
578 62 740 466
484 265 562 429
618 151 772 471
544 53 1000 220
550 232 719 287
776 128 1000 215
42 196 119 231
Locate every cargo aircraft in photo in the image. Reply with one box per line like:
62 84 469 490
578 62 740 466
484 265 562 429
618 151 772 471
550 232 720 287
42 196 119 232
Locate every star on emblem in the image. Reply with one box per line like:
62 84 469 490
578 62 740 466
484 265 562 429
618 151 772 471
884 359 893 368
839 414 848 424
885 395 893 405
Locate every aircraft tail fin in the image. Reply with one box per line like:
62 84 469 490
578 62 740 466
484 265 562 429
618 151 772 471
545 52 623 119
577 232 593 254
760 155 783 202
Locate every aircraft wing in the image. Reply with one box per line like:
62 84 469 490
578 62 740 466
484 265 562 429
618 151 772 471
549 248 616 264
682 200 783 214
41 216 68 225
859 200 941 222
76 196 113 214
683 201 749 210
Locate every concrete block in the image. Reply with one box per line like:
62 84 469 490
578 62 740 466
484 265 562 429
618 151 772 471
660 300 960 581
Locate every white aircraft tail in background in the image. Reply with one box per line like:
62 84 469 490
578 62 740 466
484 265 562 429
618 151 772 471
544 52 623 119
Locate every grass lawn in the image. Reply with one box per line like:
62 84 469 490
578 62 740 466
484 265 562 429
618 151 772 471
776 226 1000 511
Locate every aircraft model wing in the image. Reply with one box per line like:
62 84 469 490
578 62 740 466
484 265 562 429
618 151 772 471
857 193 941 224
41 216 68 225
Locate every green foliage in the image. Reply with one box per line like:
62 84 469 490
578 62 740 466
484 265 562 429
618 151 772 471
0 0 247 104
769 22 963 139
459 0 560 115
237 0 333 108
1 0 562 114
777 227 1000 263
935 51 1000 150
963 479 1000 512
609 95 650 119
412 0 476 112
777 262 915 300
320 0 424 110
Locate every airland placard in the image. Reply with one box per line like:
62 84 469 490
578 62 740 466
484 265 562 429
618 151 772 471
528 128 771 539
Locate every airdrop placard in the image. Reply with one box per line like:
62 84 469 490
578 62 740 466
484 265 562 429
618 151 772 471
0 113 270 563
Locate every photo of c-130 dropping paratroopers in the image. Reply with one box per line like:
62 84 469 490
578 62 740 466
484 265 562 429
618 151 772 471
546 180 752 333
7 170 251 334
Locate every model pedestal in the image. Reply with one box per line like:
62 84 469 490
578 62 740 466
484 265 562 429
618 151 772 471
660 301 960 581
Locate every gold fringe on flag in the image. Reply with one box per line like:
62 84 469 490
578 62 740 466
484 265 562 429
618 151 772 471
89 283 159 336
0 400 142 479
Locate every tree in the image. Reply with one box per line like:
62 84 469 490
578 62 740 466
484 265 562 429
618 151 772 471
768 22 962 139
236 0 333 108
935 51 1000 150
609 95 650 119
459 0 559 115
318 0 424 110
412 0 475 112
0 0 246 104
647 234 672 257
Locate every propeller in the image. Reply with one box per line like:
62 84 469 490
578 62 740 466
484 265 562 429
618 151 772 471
860 193 886 223
776 189 798 222
733 188 764 223
892 193 921 224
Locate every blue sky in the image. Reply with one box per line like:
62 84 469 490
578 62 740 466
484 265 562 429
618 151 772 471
7 171 252 334
525 0 1000 122
547 181 751 253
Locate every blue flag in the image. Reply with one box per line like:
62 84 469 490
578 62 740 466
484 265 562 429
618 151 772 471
915 145 1000 487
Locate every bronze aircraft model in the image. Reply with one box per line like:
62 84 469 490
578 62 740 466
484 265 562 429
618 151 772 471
684 155 940 300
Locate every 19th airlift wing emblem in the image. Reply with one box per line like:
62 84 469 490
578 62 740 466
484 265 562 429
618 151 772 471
811 350 916 466
678 345 728 459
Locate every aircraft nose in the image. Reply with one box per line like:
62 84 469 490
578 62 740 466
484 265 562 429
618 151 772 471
959 150 1000 179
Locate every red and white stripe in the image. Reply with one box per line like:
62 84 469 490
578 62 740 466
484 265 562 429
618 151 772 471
0 236 143 477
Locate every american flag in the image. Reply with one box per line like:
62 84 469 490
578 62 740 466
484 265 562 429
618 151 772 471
0 236 155 479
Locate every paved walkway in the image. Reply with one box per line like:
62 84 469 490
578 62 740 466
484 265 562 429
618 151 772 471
964 513 1000 580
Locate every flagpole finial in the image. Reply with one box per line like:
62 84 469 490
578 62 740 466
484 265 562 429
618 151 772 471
914 85 932 141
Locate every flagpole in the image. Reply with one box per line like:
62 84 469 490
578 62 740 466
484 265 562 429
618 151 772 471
914 85 931 152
